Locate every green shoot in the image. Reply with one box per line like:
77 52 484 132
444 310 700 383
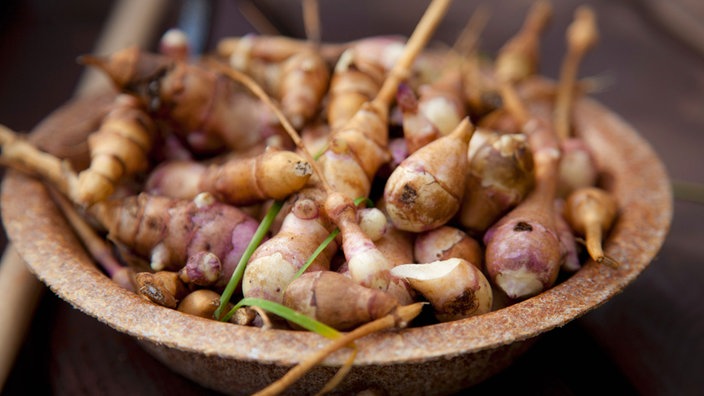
313 143 328 160
353 196 374 208
215 200 283 320
224 297 342 339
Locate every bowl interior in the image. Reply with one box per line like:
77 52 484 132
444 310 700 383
1 89 672 392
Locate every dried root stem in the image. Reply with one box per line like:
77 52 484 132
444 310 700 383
254 303 424 396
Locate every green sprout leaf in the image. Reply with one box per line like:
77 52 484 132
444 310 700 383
353 196 374 208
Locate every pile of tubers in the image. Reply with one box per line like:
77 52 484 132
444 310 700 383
1 0 622 353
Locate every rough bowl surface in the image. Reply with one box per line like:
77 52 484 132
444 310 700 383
1 89 672 395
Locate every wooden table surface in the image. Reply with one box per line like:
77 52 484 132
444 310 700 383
1 0 703 395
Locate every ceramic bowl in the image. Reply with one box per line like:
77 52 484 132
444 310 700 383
1 86 672 394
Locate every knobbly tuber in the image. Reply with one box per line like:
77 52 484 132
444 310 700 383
557 137 598 198
494 0 553 85
384 117 475 232
326 37 405 130
283 270 399 330
135 271 189 309
414 225 483 269
390 258 492 322
277 50 331 129
227 39 330 129
216 34 346 67
324 192 415 304
177 289 225 318
563 186 620 268
75 94 157 206
243 194 337 303
145 147 312 205
396 63 465 153
458 129 535 235
483 114 564 299
90 192 259 289
80 47 284 154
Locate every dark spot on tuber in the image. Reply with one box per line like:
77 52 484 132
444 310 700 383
294 161 312 176
400 184 417 204
514 221 533 232
444 289 477 316
145 217 159 231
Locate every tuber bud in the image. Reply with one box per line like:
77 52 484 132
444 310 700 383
179 251 222 287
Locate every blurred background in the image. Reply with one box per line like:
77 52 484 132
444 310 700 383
0 0 703 394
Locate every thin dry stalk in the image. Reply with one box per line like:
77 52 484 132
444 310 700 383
553 6 598 141
302 0 321 43
48 188 134 289
0 125 78 200
254 303 424 396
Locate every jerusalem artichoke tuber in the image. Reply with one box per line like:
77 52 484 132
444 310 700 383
563 186 620 268
414 225 483 269
458 129 535 235
391 258 492 322
90 192 259 289
384 117 475 232
80 47 284 154
145 146 312 205
283 270 399 330
75 94 157 206
483 117 563 300
134 270 189 308
396 63 465 153
243 193 338 303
